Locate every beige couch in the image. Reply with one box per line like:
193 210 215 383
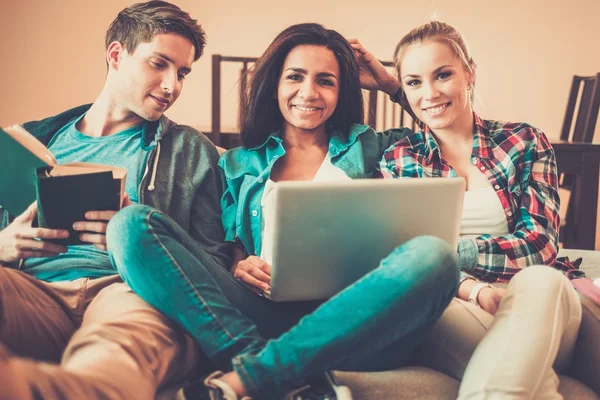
333 249 600 399
194 146 600 398
157 249 600 399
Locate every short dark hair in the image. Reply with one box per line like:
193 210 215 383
240 23 364 148
105 0 206 61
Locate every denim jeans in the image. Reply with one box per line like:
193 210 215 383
107 205 459 399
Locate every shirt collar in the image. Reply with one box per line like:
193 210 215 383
249 123 370 156
257 131 283 148
472 113 493 160
422 112 492 163
328 124 370 156
422 126 441 165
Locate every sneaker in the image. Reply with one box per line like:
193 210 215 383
178 371 252 400
284 372 352 400
179 370 351 400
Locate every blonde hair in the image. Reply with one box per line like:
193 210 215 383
393 21 476 104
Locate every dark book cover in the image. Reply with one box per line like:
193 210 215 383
35 167 121 245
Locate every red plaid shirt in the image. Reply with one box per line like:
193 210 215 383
380 113 583 282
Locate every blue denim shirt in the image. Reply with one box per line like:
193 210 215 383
218 123 412 256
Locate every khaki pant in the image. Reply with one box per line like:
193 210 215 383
0 266 199 400
413 266 582 400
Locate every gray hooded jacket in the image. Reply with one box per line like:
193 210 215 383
0 104 231 269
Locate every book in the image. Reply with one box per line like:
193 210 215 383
0 124 127 245
572 278 600 306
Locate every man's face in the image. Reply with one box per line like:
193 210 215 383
110 33 195 121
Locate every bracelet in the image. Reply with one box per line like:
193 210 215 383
458 276 476 294
389 86 403 104
468 282 493 307
459 276 476 286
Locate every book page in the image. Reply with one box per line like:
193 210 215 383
3 125 56 166
53 163 127 180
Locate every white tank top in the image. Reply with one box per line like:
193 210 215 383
260 153 351 264
460 186 510 238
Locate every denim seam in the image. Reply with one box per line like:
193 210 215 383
452 299 492 332
232 355 261 396
145 210 239 343
203 257 268 304
77 278 88 318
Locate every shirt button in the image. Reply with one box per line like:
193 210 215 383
494 184 500 190
507 211 513 217
251 210 258 217
257 177 263 183
480 166 485 171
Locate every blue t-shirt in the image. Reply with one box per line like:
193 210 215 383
22 116 148 282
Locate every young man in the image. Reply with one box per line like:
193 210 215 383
0 2 229 399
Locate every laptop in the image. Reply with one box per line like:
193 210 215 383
264 178 465 302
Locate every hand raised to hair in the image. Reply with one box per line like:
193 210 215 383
348 38 400 95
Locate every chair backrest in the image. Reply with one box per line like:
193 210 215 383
366 61 421 133
211 55 418 148
560 72 600 143
210 54 257 148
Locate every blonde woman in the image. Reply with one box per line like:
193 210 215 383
352 22 583 399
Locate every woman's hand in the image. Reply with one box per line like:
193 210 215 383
348 39 400 95
458 278 506 315
477 287 506 315
233 255 271 294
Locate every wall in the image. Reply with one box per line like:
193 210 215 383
1 0 599 246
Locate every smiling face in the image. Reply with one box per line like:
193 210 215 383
400 40 474 134
277 44 340 136
108 33 195 122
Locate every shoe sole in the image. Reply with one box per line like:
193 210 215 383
325 372 352 400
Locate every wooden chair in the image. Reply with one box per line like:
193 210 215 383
556 72 600 249
209 54 256 148
561 73 600 144
210 55 416 149
365 61 420 132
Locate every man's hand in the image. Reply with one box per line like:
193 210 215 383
348 38 400 95
477 287 506 315
233 255 271 295
72 193 133 251
0 202 69 263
